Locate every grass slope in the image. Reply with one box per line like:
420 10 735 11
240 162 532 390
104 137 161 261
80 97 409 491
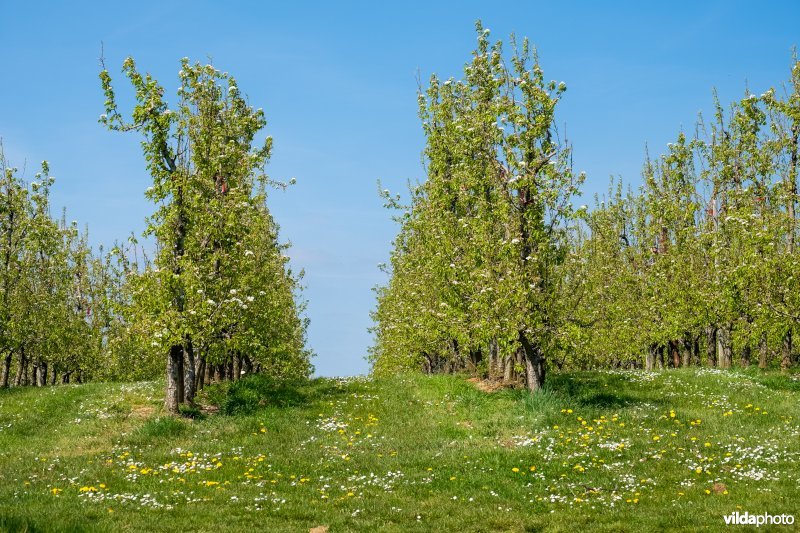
1 369 799 532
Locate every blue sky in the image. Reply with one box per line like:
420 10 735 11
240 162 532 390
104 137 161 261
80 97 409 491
2 1 799 376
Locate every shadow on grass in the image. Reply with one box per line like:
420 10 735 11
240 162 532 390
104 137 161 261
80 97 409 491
751 373 800 393
0 514 91 533
202 374 353 416
538 372 656 409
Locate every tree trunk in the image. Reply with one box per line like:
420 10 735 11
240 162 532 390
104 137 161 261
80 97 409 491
166 344 183 413
670 340 681 368
36 361 47 387
681 335 692 367
177 350 185 404
23 356 31 385
739 343 751 368
232 353 241 381
62 371 71 384
519 333 545 392
645 344 657 371
781 329 792 372
166 178 187 413
204 357 213 384
503 354 513 383
467 348 482 375
758 333 769 369
692 335 701 366
656 345 665 369
196 356 206 391
717 326 733 369
183 338 196 405
49 365 57 385
706 326 717 367
1 352 11 388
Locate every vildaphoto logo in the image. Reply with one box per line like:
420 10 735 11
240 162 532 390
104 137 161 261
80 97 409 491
723 511 795 527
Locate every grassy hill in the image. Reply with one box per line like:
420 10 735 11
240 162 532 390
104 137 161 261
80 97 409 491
1 369 799 532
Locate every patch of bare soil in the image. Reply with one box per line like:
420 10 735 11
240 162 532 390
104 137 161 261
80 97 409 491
131 405 156 418
467 377 510 393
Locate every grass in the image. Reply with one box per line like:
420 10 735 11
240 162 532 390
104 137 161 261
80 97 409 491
1 368 799 531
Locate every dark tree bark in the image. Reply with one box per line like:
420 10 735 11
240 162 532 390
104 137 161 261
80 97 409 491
196 356 206 391
718 326 732 369
740 343 751 368
14 348 23 386
232 353 241 381
669 340 681 368
204 356 213 384
1 352 11 388
645 344 657 371
165 171 187 413
781 329 793 372
758 334 769 369
503 354 513 383
681 334 692 367
183 339 196 405
519 332 545 392
467 348 482 375
39 362 46 386
706 326 717 367
166 345 183 414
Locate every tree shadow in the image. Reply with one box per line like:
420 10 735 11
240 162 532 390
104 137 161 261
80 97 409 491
545 372 657 409
207 375 355 415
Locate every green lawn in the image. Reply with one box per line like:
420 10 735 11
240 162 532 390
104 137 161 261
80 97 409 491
1 368 799 532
